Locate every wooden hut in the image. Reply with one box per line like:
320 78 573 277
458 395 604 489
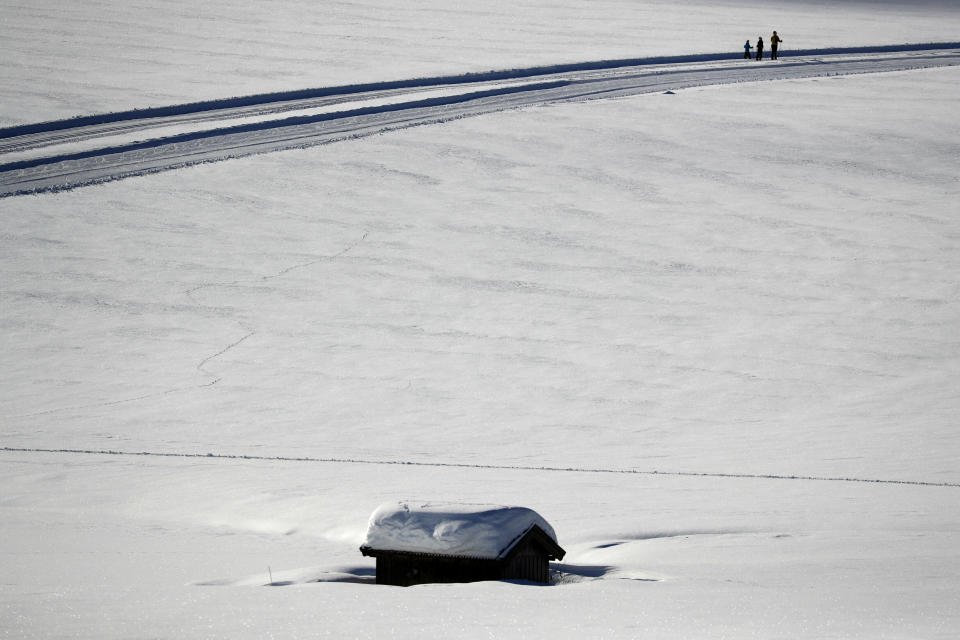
359 502 566 586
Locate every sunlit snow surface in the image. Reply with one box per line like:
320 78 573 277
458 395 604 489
361 501 558 558
2 0 960 124
2 0 960 638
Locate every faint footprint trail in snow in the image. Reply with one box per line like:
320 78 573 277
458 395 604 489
195 330 256 386
6 386 198 419
2 447 958 489
6 331 254 419
184 231 369 302
4 232 369 421
187 230 369 386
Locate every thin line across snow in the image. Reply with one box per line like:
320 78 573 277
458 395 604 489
2 446 957 488
1 45 959 197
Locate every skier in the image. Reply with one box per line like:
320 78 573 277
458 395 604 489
770 31 783 60
756 36 764 61
744 40 752 59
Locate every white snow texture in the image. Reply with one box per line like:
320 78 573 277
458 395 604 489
361 501 559 558
2 1 960 639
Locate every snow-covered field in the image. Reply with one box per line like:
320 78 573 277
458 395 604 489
2 0 958 125
2 1 960 638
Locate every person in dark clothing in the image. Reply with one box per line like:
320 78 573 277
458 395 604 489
744 40 752 59
756 36 764 61
770 31 783 59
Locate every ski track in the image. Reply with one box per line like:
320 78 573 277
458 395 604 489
2 447 958 489
1 44 958 197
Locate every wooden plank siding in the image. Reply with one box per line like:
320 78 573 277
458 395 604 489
362 525 565 586
503 540 549 584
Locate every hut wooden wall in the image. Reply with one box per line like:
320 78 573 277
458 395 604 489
376 554 500 587
501 537 550 583
367 527 562 586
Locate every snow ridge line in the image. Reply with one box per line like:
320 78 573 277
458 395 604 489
2 447 957 489
1 42 957 139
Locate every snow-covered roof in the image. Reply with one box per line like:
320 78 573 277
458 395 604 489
360 501 559 560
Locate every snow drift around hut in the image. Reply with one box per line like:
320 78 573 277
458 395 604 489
361 502 559 559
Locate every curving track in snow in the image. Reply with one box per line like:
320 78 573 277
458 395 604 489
1 44 958 197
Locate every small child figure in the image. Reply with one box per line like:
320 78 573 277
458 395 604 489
744 40 752 59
